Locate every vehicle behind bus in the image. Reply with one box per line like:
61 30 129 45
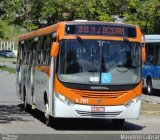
142 35 160 94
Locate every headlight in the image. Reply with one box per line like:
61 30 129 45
55 92 75 106
124 96 141 108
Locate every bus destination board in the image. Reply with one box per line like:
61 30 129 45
65 24 136 37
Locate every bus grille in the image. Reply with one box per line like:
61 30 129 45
73 90 127 99
76 110 122 117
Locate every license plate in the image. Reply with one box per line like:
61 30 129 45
91 107 105 112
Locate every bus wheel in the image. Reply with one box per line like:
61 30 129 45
147 78 152 94
44 102 53 126
112 119 125 127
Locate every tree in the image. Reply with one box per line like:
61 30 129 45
0 0 24 39
1 0 160 38
0 19 10 39
124 0 160 34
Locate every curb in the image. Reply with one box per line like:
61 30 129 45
140 111 160 115
142 99 160 105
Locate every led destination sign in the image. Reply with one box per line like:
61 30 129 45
65 24 136 37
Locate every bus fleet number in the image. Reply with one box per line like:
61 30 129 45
76 98 88 104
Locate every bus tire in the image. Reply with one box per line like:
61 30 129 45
112 119 125 127
146 78 152 94
46 115 53 126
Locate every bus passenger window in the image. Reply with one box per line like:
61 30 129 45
37 51 41 65
146 55 154 64
157 48 160 65
43 35 52 65
39 37 44 50
154 45 159 65
145 44 154 65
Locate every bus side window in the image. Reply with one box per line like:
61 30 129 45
40 51 44 65
21 45 24 64
39 37 44 50
158 46 160 65
25 39 32 65
17 42 24 64
17 43 20 63
23 41 28 64
154 44 159 65
34 33 53 66
35 37 43 65
25 41 28 64
38 51 41 65
28 39 34 65
145 43 154 65
43 35 52 65
27 40 30 64
35 40 38 65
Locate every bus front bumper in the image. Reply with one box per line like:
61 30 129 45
53 95 141 119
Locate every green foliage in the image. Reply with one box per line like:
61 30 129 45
0 19 10 39
0 65 16 74
0 0 26 40
0 0 160 38
0 18 23 40
124 0 160 33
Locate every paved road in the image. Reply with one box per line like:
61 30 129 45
0 71 20 105
0 71 160 139
142 91 160 104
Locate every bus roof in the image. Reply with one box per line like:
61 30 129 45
19 21 138 41
144 35 160 43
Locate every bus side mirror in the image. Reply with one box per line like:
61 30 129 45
142 44 146 64
51 42 59 58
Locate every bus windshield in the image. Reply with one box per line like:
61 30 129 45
57 39 141 85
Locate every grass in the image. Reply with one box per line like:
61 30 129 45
0 57 17 62
0 65 16 74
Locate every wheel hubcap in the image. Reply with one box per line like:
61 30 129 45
45 104 49 118
147 82 151 93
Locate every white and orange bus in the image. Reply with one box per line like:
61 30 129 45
16 20 143 126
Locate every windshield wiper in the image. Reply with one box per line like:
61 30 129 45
76 35 83 44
